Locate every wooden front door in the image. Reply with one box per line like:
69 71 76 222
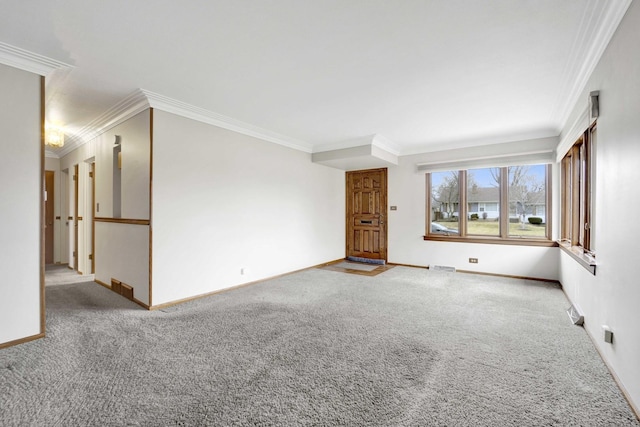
346 168 387 261
45 170 55 264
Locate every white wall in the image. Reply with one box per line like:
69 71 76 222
90 110 150 220
95 222 149 304
558 0 640 412
152 110 345 306
0 64 42 345
387 154 559 280
120 111 151 219
62 110 151 302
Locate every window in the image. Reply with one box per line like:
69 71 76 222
467 168 500 237
508 165 547 238
426 164 552 245
561 124 595 255
429 171 460 235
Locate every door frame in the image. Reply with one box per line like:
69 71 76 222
345 168 388 261
73 164 79 271
90 162 95 274
44 170 55 264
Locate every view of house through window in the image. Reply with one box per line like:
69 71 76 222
508 165 547 238
427 164 549 242
430 171 460 234
467 167 500 236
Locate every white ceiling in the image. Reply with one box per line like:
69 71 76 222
0 0 631 157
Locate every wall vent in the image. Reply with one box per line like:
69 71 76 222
567 304 584 326
111 278 134 302
431 265 456 273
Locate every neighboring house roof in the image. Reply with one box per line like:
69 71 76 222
468 187 499 203
467 186 546 205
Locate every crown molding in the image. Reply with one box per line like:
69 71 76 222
0 42 72 76
552 0 632 130
556 105 589 162
55 90 149 158
55 88 315 158
141 89 313 153
44 150 59 159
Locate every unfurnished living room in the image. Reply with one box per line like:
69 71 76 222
1 1 639 425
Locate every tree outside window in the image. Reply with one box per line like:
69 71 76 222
426 164 550 242
508 165 546 237
430 171 460 233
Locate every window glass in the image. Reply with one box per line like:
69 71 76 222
508 164 546 238
561 127 595 254
467 168 500 236
430 171 459 234
426 164 550 243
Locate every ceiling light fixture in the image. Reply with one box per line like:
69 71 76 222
45 122 65 148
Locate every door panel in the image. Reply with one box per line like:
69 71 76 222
346 168 387 260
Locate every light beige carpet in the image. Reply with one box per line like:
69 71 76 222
45 264 95 286
332 261 379 271
2 266 638 425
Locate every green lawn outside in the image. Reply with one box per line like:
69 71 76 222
436 219 546 237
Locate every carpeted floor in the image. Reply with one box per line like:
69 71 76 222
45 263 95 286
1 266 638 426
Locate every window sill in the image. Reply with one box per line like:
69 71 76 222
423 235 558 247
558 241 596 275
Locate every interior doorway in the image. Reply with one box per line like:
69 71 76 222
44 171 55 264
345 168 388 262
88 161 95 274
73 164 79 271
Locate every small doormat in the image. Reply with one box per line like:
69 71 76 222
333 262 379 272
347 256 386 265
319 261 394 277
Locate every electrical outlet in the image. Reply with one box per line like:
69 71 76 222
469 258 478 264
603 325 614 344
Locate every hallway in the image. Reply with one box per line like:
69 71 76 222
45 264 95 287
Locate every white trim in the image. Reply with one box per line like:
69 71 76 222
53 89 316 158
44 150 59 159
0 42 72 76
56 91 149 158
556 105 589 162
141 89 313 153
553 0 632 130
